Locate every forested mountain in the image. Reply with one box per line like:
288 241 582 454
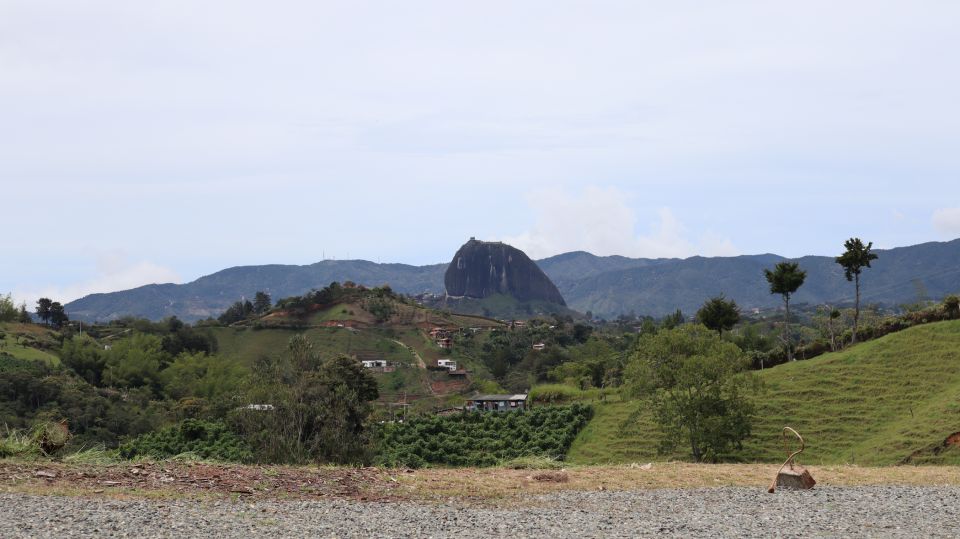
65 239 960 321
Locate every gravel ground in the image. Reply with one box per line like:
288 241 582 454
2 486 959 538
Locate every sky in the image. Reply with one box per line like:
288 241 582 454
2 1 959 307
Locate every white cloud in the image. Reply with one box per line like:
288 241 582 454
14 252 180 308
502 186 738 259
933 207 960 237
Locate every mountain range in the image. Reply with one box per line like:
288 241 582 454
65 238 960 322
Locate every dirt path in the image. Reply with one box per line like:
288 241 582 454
392 338 438 397
393 339 427 370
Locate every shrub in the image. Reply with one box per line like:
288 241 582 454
945 295 960 319
529 384 581 404
0 428 36 458
118 419 252 462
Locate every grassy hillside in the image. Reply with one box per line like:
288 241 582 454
568 320 960 465
0 323 61 365
210 326 415 367
210 298 507 415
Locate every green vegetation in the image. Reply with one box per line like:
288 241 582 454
376 404 593 468
119 419 252 462
0 323 61 365
0 427 38 459
696 295 740 337
232 337 380 464
568 320 960 465
566 400 665 464
625 326 756 462
764 261 807 361
836 237 879 343
5 275 960 472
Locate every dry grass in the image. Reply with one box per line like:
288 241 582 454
382 462 960 501
392 463 960 501
4 461 960 504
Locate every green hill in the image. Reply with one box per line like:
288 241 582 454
567 319 960 465
209 297 505 414
0 323 61 365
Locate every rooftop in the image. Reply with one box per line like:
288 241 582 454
470 394 528 401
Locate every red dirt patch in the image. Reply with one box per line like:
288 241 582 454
945 432 960 447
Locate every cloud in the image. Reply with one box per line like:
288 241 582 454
14 252 180 308
933 207 960 237
501 186 738 259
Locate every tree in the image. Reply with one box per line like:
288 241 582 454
253 291 272 314
17 303 31 323
825 307 842 352
835 238 878 344
235 334 379 464
102 333 168 393
48 302 68 329
624 325 756 462
696 295 740 337
218 299 254 325
661 309 685 330
944 295 960 319
764 262 806 361
35 298 53 325
0 293 17 322
61 335 106 385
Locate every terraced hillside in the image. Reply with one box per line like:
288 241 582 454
568 320 960 465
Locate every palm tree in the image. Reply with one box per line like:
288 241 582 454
835 238 878 344
764 262 807 361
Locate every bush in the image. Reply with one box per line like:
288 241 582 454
118 419 252 462
375 404 593 468
945 295 960 319
0 428 37 458
529 384 581 404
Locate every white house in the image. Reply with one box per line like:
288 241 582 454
362 359 388 368
437 359 457 371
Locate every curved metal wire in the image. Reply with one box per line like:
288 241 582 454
767 426 806 493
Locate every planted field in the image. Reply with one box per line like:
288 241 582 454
376 404 593 467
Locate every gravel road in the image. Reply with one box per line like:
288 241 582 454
3 486 959 538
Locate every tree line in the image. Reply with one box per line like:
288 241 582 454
695 237 879 362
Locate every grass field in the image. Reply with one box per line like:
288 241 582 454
568 320 960 466
0 323 61 365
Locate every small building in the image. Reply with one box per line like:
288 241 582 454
362 359 388 368
448 369 468 379
436 337 452 349
465 394 529 412
429 327 450 339
532 342 546 351
437 359 457 371
245 404 275 411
